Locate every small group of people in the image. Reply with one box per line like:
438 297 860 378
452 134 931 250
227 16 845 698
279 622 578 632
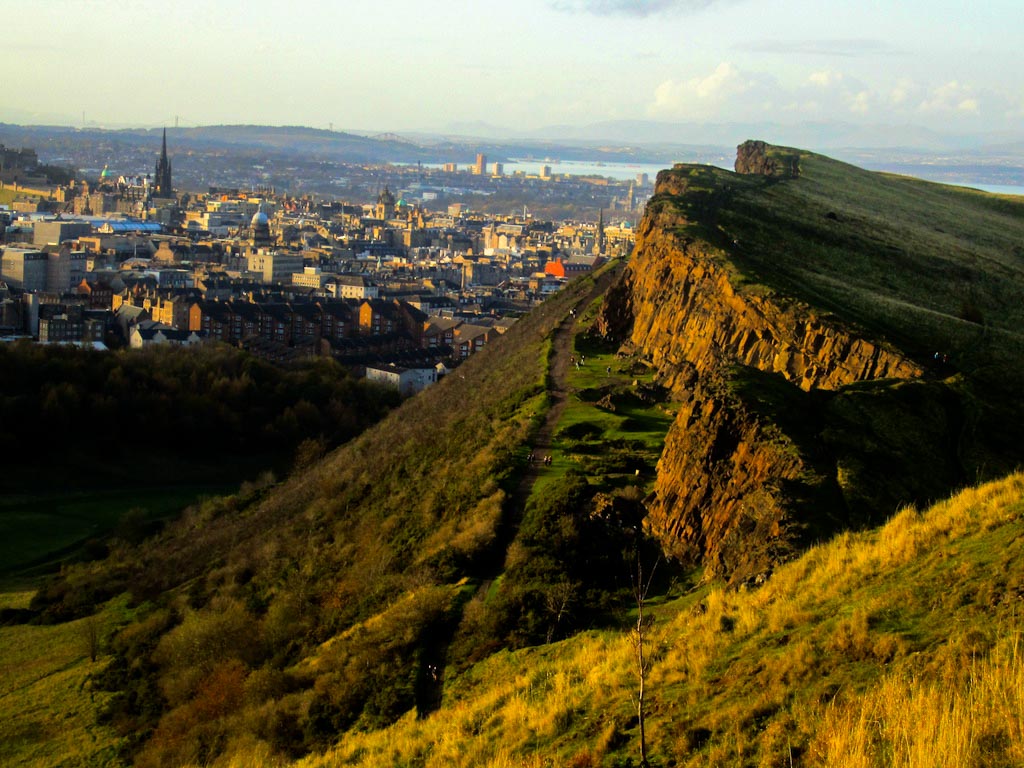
527 452 553 466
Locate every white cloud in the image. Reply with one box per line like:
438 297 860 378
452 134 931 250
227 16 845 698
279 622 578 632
887 79 917 107
920 81 983 115
848 91 871 114
646 63 1017 131
649 63 766 119
805 71 872 115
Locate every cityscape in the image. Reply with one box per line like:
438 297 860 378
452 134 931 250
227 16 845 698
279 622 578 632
1 131 646 393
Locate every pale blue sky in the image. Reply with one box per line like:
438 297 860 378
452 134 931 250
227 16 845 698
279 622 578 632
2 0 1020 136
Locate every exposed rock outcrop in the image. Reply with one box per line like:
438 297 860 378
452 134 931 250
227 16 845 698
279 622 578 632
601 145 977 584
735 139 801 178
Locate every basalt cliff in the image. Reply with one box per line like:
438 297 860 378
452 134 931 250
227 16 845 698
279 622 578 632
601 140 1024 582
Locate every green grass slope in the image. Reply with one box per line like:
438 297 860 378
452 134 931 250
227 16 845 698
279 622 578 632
661 145 1024 372
292 471 1024 768
20 265 629 766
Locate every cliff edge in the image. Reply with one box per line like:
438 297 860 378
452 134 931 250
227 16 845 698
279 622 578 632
602 141 1024 583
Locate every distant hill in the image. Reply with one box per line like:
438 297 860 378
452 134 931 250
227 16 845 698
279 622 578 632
0 123 441 165
0 123 701 169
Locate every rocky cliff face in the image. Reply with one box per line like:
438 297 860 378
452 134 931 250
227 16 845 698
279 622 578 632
734 139 801 178
601 149 968 584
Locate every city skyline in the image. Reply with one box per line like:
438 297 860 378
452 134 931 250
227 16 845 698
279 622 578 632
2 0 1021 143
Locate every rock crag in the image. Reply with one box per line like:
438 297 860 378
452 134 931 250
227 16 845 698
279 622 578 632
601 142 988 584
734 139 801 178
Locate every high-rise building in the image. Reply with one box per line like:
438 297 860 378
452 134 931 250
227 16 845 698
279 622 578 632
474 153 487 176
154 128 173 198
492 162 503 177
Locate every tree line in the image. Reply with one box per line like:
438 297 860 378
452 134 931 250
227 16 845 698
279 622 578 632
0 341 400 491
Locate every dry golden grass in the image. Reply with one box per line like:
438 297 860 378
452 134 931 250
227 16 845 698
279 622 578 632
810 634 1024 767
279 472 1024 768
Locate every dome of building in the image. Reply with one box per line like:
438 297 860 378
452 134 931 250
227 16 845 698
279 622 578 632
250 204 274 249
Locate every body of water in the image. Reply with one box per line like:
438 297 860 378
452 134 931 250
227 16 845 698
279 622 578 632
500 159 678 181
950 182 1024 196
401 158 1024 196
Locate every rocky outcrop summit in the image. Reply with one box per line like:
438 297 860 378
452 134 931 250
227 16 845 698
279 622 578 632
601 141 1024 583
734 139 801 178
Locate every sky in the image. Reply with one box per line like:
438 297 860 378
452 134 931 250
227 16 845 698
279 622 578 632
2 0 1021 140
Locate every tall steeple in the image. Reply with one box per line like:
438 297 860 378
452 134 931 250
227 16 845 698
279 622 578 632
594 208 605 255
154 128 173 198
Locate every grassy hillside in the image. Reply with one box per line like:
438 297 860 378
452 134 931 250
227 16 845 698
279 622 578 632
655 148 1024 372
0 588 131 767
6 472 1021 767
289 471 1024 768
18 264 633 766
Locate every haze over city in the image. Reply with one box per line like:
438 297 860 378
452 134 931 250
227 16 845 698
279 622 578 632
4 0 1021 144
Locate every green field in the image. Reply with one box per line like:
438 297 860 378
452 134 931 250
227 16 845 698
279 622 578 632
0 485 233 576
0 589 130 767
535 299 676 500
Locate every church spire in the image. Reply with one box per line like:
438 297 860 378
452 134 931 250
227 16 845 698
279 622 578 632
155 128 173 198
